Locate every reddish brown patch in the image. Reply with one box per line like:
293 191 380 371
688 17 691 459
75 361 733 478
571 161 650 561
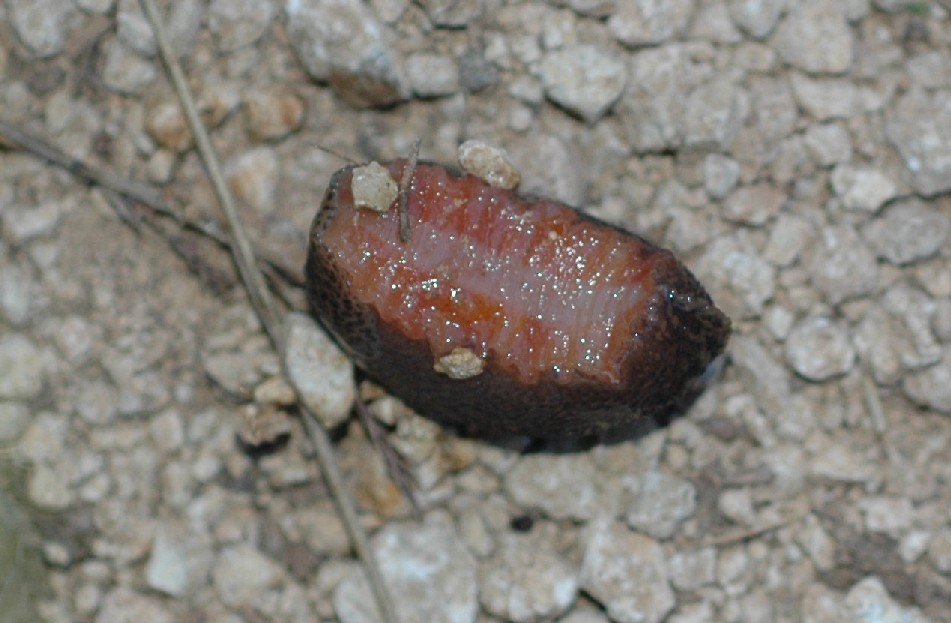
317 161 671 386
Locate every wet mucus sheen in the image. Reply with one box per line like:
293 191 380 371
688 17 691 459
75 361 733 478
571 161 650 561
306 160 730 438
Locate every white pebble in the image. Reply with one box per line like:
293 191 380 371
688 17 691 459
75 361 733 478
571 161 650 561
283 312 355 429
785 317 856 381
433 347 485 380
351 161 399 212
457 140 521 190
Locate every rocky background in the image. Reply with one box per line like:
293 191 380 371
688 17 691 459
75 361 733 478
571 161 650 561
2 0 951 621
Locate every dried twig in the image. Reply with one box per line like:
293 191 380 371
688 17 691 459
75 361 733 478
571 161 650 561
703 507 810 548
353 397 421 517
0 119 301 288
0 119 168 209
140 0 280 344
96 188 237 294
138 1 398 621
862 375 888 434
398 139 420 243
703 520 783 547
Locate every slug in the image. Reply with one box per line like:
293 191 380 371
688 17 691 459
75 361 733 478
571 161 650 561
305 158 730 438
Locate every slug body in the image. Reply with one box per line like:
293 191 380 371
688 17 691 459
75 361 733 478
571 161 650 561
306 160 730 438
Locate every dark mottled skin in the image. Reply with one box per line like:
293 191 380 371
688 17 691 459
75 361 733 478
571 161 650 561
306 163 731 438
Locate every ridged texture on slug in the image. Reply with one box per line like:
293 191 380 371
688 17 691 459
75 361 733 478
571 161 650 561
306 160 730 438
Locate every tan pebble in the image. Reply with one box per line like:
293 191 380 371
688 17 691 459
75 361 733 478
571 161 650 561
197 82 240 128
146 101 191 152
340 434 412 519
225 147 279 214
434 347 485 380
359 380 389 402
367 395 412 427
145 149 176 185
457 140 521 190
351 161 399 212
442 436 480 471
244 87 305 141
253 376 297 406
237 403 292 447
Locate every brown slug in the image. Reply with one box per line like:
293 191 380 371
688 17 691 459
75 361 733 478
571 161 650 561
305 159 730 438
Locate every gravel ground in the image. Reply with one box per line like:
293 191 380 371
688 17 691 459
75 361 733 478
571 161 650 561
2 1 951 622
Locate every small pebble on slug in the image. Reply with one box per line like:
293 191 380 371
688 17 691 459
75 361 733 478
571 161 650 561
434 347 486 380
351 161 399 212
456 140 521 190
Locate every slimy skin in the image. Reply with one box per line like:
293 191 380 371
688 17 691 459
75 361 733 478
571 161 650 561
306 160 730 438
